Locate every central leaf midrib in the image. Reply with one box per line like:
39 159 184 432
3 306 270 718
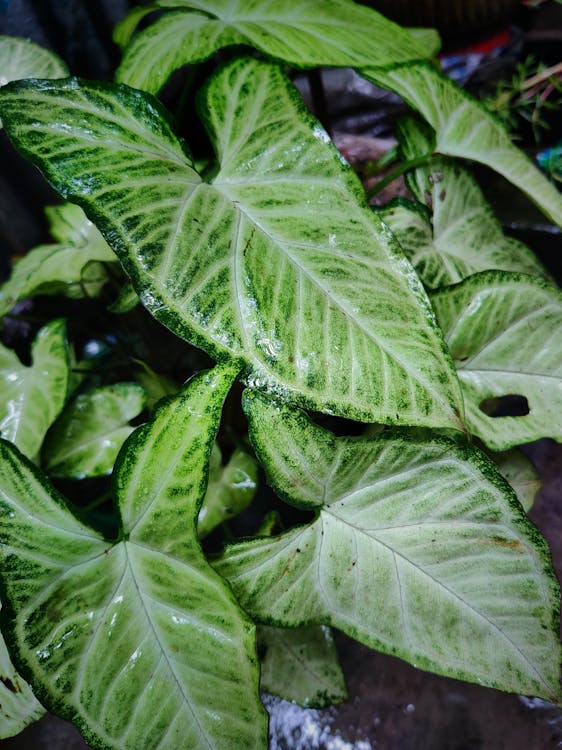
123 542 215 750
220 191 456 417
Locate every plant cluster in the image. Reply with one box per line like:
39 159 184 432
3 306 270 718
0 2 561 748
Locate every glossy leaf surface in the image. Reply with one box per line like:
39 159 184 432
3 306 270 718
0 204 116 317
258 624 347 708
116 0 428 93
0 365 267 750
42 383 147 478
0 626 44 739
198 443 258 538
431 272 562 450
0 320 69 460
216 391 562 700
0 60 463 429
363 63 562 227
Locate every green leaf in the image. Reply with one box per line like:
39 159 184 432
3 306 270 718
107 282 139 314
0 319 70 460
362 63 562 227
41 383 147 479
0 204 116 317
431 271 562 450
0 37 67 127
0 364 267 750
131 359 177 410
0 625 44 739
376 117 549 289
197 443 258 538
381 117 549 288
258 624 347 709
491 450 540 513
215 391 562 700
116 0 429 94
378 196 549 290
0 61 464 430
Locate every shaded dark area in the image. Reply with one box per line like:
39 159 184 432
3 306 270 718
1 2 562 749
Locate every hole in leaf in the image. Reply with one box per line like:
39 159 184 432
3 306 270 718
479 395 530 418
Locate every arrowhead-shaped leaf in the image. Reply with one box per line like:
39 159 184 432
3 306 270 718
378 117 549 289
115 0 429 94
363 63 562 227
258 624 347 709
0 204 116 317
0 364 268 750
0 59 464 430
42 383 147 479
431 271 562 450
0 627 44 739
0 319 70 460
215 391 562 700
198 444 258 538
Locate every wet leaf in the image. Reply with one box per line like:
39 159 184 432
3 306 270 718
0 319 70 460
0 364 267 750
42 383 147 479
258 624 347 709
115 0 429 93
0 59 463 430
431 271 562 450
215 391 562 701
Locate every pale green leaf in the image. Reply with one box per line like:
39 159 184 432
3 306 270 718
0 61 464 430
0 624 44 739
378 196 548 290
362 63 562 227
116 0 429 94
131 359 177 410
41 383 147 479
491 449 540 513
431 271 562 450
258 624 347 708
0 364 267 750
0 204 116 317
379 117 550 288
197 443 258 538
0 319 70 460
0 37 67 126
215 391 562 700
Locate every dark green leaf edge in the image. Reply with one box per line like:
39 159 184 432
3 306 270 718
219 389 562 696
0 70 462 428
0 440 111 749
0 364 243 749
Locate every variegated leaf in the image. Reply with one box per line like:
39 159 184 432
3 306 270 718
431 271 562 450
0 319 70 460
215 391 562 700
363 63 562 227
0 364 267 750
115 0 429 93
0 59 464 430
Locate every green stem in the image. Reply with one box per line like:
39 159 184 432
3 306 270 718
365 153 432 200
